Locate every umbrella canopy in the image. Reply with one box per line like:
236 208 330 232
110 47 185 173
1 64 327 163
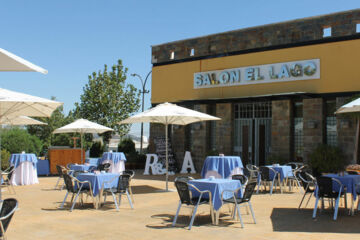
0 48 47 74
0 88 63 118
53 119 113 163
335 98 360 114
120 102 221 191
0 116 46 126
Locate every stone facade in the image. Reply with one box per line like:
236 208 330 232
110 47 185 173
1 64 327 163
302 98 324 162
152 9 360 64
271 100 292 161
215 103 233 155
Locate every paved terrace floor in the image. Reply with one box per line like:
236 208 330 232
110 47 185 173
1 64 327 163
3 171 360 239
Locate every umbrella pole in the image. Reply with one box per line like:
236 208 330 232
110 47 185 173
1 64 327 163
165 124 168 192
81 132 83 164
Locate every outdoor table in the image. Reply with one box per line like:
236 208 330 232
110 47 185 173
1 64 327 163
86 158 100 166
100 152 126 174
9 153 39 185
266 165 293 182
76 172 120 209
189 178 242 225
201 156 243 179
324 174 360 215
36 159 50 176
70 164 97 172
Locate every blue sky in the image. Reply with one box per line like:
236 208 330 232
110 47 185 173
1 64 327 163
0 1 359 136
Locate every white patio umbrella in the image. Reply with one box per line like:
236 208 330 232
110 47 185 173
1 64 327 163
0 116 46 126
0 48 47 74
53 119 113 163
119 102 221 191
336 97 360 162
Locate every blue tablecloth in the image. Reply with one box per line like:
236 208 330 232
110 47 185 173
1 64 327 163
70 164 97 172
86 158 100 166
201 156 243 179
189 179 242 211
37 159 50 175
76 173 119 196
9 153 37 168
100 152 127 165
266 165 293 181
325 174 360 201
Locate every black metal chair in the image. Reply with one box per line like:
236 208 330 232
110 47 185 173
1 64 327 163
297 171 316 209
232 174 248 186
0 198 18 240
1 166 15 195
97 163 111 172
284 165 305 192
102 174 134 211
123 170 135 203
246 164 259 181
221 181 257 228
60 173 94 212
257 166 280 195
312 176 347 220
54 165 66 190
172 178 214 230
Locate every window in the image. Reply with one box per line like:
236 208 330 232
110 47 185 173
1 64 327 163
170 51 174 60
323 27 332 37
357 23 360 33
190 48 195 56
325 100 337 146
293 101 303 158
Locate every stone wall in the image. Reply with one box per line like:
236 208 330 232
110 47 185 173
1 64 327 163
215 103 233 156
271 100 292 161
303 98 324 162
152 9 360 64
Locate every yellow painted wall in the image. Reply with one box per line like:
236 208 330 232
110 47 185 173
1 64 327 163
151 39 360 104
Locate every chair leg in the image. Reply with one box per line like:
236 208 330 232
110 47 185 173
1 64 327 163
235 203 244 228
334 197 340 220
172 201 182 226
54 177 61 189
188 204 199 230
70 192 81 212
248 201 256 224
298 192 307 210
128 186 134 203
60 191 69 208
304 192 313 208
256 179 261 194
312 197 320 218
126 190 134 209
112 192 119 211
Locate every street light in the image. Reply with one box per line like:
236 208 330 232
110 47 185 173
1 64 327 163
131 71 152 154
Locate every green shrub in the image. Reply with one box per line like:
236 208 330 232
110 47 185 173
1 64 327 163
1 128 43 155
309 144 345 174
118 138 136 154
206 149 219 156
89 141 104 157
1 149 11 170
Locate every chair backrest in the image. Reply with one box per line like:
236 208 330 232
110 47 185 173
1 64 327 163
66 163 73 170
242 168 250 178
63 173 75 193
117 174 131 192
98 163 111 172
7 166 15 181
174 176 193 183
241 181 257 202
0 198 18 237
317 176 335 197
259 166 271 181
123 170 135 178
286 163 297 170
174 179 192 205
232 174 248 185
297 171 314 191
56 165 65 177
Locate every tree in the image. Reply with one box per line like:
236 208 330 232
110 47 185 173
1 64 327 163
27 97 74 152
75 60 140 142
1 128 43 156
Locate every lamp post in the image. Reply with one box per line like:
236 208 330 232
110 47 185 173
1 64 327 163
131 71 152 154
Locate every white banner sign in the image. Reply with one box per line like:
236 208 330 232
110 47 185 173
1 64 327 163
194 59 320 89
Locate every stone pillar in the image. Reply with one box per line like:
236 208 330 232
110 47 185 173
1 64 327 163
302 98 324 162
172 125 185 170
271 100 291 161
215 103 233 155
336 97 357 164
190 104 209 172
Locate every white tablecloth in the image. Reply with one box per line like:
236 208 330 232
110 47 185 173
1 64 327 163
10 162 39 186
101 160 125 174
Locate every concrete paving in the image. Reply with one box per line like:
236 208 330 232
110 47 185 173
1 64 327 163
3 172 360 239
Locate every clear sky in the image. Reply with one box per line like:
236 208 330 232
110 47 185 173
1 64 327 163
0 1 359 137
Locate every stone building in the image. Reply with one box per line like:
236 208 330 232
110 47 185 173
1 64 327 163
149 9 360 171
